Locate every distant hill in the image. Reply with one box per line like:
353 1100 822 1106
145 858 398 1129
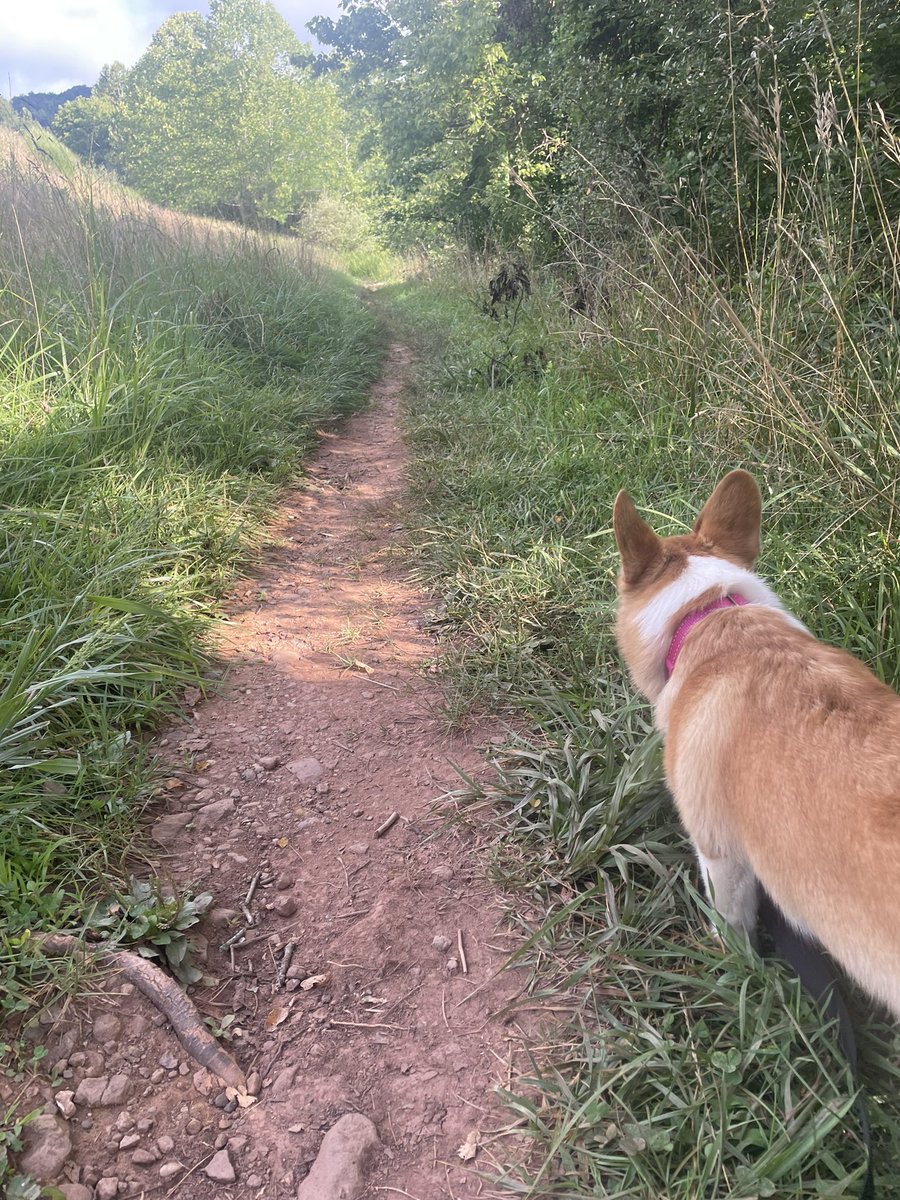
12 85 91 128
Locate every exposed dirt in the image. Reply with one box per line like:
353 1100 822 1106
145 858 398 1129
12 342 536 1199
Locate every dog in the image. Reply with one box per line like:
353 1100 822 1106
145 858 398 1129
612 468 900 1019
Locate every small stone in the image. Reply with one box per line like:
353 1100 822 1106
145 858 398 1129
205 1148 237 1184
346 843 368 856
274 873 294 891
247 1175 265 1188
446 957 459 973
150 1068 165 1084
119 1133 141 1151
96 1179 120 1200
247 1071 262 1097
315 782 330 794
159 1161 183 1180
285 757 323 786
432 935 452 952
213 1091 229 1109
193 1068 215 1096
74 1077 108 1107
432 864 454 882
193 797 235 831
54 1090 76 1119
114 1112 134 1133
296 1113 380 1200
92 1013 122 1042
151 812 193 847
136 1117 155 1133
215 1132 228 1150
101 1074 132 1105
158 1051 179 1070
59 1185 93 1200
259 756 280 771
157 1134 175 1154
185 1118 203 1136
206 906 241 928
131 1148 159 1166
274 896 298 918
18 1113 72 1182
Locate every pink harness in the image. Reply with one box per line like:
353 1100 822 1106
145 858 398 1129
664 593 748 680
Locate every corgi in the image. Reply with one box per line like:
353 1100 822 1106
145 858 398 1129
612 468 900 1019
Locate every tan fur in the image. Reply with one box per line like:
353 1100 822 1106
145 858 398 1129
614 470 900 1018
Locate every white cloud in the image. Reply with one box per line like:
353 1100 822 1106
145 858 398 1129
0 0 342 98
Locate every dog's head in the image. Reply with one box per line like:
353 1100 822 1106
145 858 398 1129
612 470 762 699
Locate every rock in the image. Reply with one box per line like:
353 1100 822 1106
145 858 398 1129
259 756 280 771
285 757 323 786
205 1148 237 1184
54 1090 76 1119
274 896 298 918
159 1161 183 1179
96 1178 120 1200
131 1148 159 1166
101 1074 132 1105
18 1113 71 1182
432 935 452 952
119 1133 141 1151
274 874 295 891
432 864 454 882
158 1051 179 1070
296 1113 380 1200
346 843 368 856
92 1013 122 1042
270 1065 299 1097
151 812 193 847
114 1112 134 1133
74 1077 108 1107
193 797 235 831
247 1174 265 1188
193 1068 215 1096
247 1071 262 1097
59 1185 93 1200
206 906 241 928
157 1134 175 1154
136 1117 154 1133
446 956 459 973
185 1118 203 1135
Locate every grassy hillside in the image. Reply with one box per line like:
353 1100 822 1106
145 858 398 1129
382 211 900 1195
0 122 382 1028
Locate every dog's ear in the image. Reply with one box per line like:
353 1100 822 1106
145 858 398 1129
693 469 761 565
613 490 662 585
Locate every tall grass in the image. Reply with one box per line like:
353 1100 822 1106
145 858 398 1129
381 66 900 1200
0 124 382 1025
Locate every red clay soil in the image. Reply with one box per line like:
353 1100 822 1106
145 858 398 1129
9 342 536 1200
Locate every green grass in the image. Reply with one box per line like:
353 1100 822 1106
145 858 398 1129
0 126 383 1033
379 216 900 1196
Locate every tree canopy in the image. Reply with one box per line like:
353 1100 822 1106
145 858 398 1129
54 0 352 224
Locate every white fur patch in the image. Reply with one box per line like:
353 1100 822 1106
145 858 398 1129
637 555 804 657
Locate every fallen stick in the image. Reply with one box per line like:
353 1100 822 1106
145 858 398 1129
375 811 400 838
37 934 247 1091
457 929 468 975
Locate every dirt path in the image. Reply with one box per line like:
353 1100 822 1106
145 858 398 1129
18 343 532 1200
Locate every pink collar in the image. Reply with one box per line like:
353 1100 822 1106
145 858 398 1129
664 594 747 679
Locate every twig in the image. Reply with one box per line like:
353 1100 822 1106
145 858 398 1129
220 928 247 951
274 941 296 990
239 904 255 927
457 928 468 975
329 1019 411 1032
375 811 400 838
244 871 261 907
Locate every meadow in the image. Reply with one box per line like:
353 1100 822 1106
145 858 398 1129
381 121 900 1196
0 113 382 1040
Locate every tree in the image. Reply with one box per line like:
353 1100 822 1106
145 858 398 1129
52 65 128 166
55 0 352 223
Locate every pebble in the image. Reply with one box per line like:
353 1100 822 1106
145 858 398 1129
131 1148 159 1166
185 1118 203 1136
136 1117 155 1133
119 1133 141 1151
274 895 298 918
432 934 452 952
259 756 280 771
296 1113 380 1199
447 957 459 973
205 1148 237 1184
95 1180 119 1200
247 1174 265 1188
159 1051 178 1070
247 1071 262 1097
157 1134 175 1154
54 1090 76 1119
285 757 323 785
159 1162 183 1180
150 1068 165 1084
18 1113 71 1182
432 864 454 882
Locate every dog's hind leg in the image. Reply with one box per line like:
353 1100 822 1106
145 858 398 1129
696 848 759 943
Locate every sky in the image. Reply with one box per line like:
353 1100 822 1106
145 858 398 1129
1 0 345 99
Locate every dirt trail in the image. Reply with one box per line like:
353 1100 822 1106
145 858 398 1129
19 342 532 1200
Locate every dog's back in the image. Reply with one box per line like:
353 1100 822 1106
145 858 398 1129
613 470 900 1018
